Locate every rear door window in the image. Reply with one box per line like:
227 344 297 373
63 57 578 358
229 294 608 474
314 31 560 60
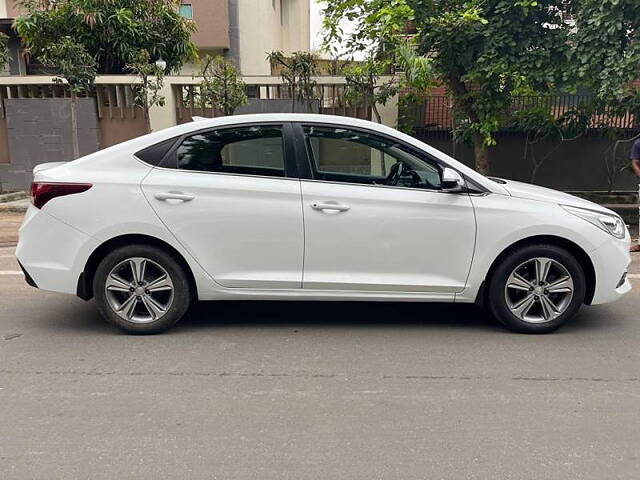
173 125 286 177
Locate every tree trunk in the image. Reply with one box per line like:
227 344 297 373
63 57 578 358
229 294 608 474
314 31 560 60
142 77 152 133
473 133 490 175
371 103 382 123
223 73 229 116
446 76 492 174
144 108 151 133
291 79 296 113
70 94 80 160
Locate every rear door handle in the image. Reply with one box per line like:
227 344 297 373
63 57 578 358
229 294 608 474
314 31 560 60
311 202 350 212
154 192 195 202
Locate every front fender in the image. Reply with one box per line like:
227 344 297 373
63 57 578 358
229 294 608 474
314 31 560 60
457 194 611 302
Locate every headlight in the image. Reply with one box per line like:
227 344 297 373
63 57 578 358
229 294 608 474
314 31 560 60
561 205 626 239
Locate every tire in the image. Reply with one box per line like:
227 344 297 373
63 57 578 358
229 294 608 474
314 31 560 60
93 244 192 334
487 244 586 334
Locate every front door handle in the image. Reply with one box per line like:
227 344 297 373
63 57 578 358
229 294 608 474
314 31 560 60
311 202 350 213
154 192 195 202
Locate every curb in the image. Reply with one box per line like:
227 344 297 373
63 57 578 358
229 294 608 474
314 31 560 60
0 201 28 213
0 191 27 204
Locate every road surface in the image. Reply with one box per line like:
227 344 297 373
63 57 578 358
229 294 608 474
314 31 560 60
1 245 639 479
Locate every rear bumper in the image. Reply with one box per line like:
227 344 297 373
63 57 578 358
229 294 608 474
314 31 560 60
15 206 99 295
17 260 38 288
589 235 632 305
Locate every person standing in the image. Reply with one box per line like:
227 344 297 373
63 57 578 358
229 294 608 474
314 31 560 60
630 137 640 251
631 137 640 177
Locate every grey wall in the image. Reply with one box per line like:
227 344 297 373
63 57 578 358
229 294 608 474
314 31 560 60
3 98 99 189
416 130 640 192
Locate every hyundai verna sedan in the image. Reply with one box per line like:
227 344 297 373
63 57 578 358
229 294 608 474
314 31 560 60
16 114 631 334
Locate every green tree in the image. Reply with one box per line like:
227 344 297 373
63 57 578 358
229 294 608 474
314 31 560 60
572 0 640 104
343 57 397 124
267 51 319 113
323 0 573 174
126 50 166 132
15 0 197 74
40 36 97 159
0 32 10 72
199 56 248 116
571 0 640 190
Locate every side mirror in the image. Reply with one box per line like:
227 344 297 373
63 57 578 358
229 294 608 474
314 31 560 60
441 167 465 192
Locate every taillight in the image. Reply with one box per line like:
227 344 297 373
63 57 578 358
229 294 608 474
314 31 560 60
30 182 92 209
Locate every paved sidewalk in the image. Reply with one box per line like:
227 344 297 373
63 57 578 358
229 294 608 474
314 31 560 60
0 212 22 248
0 198 29 213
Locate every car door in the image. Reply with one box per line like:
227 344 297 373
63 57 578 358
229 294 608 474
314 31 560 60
296 123 476 294
141 122 304 289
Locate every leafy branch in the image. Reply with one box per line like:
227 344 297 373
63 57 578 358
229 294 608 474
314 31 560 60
199 56 248 116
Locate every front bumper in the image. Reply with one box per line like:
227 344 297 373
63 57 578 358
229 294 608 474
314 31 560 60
588 234 632 305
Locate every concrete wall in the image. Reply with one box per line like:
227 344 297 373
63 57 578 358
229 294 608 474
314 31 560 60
180 48 226 76
98 106 148 149
4 98 99 189
0 114 8 163
417 130 640 192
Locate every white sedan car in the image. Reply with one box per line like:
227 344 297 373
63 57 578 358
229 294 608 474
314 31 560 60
16 114 631 334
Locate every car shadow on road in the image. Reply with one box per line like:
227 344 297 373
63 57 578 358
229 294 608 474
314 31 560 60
49 297 615 336
174 300 615 335
183 300 498 330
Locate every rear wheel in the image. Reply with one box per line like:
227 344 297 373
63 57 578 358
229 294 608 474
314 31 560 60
488 244 586 334
93 244 191 334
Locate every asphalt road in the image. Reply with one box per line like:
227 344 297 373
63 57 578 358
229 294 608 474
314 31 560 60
1 244 639 479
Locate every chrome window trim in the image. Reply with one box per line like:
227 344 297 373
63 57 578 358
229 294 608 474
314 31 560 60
300 177 469 195
147 163 301 182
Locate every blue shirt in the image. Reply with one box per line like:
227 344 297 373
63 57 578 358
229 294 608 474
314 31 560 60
631 138 640 161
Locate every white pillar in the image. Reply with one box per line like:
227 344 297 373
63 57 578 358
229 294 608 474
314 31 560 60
148 77 177 132
375 78 399 128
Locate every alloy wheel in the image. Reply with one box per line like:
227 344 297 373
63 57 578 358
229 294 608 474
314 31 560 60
104 257 174 323
504 257 574 324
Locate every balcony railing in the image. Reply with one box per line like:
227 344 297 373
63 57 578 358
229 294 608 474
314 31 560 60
173 82 372 123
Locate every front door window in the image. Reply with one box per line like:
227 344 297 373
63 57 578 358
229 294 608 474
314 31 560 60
303 125 442 190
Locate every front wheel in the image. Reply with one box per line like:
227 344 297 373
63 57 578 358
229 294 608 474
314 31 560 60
487 244 586 334
93 245 192 334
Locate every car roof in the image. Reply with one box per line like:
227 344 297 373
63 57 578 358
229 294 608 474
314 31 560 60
179 113 392 133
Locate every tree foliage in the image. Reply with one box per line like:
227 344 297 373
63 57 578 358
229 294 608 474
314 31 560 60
15 0 197 74
323 0 640 175
40 36 97 95
343 57 397 123
0 32 10 72
572 0 640 103
40 36 98 159
267 51 319 113
126 49 165 131
199 56 248 116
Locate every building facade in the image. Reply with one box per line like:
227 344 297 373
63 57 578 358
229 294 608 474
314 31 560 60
228 0 310 75
175 0 311 75
0 0 310 76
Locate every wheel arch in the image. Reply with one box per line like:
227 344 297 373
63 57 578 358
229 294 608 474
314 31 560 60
479 235 596 306
76 234 198 301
